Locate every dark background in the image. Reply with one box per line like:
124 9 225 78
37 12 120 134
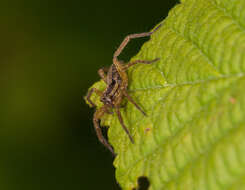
0 0 178 189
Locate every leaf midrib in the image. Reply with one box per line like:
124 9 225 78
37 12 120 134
128 73 244 93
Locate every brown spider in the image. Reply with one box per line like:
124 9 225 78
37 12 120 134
86 24 161 155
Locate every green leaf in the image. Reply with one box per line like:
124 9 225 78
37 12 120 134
86 0 245 189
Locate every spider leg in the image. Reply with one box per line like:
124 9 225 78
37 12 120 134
113 23 162 60
98 67 108 83
86 88 103 107
93 106 115 155
113 33 152 62
123 58 160 70
112 24 162 82
123 91 147 116
115 107 134 143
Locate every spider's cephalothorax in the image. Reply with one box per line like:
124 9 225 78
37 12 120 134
100 64 122 107
86 24 161 155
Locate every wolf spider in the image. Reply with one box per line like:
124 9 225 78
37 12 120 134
86 24 161 155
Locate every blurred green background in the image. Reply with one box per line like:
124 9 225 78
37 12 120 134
0 0 178 189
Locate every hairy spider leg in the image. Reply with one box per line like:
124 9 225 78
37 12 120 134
115 107 134 143
93 105 115 155
123 58 160 70
86 88 103 107
113 24 162 61
113 33 156 84
86 88 115 153
98 67 109 83
123 91 146 116
113 23 162 62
